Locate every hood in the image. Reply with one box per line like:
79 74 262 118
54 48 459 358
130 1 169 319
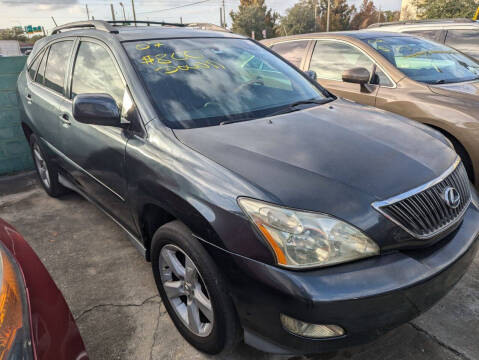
174 99 457 209
429 80 479 104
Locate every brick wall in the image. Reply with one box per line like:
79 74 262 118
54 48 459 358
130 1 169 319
0 56 33 175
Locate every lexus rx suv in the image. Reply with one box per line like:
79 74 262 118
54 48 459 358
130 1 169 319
17 20 479 355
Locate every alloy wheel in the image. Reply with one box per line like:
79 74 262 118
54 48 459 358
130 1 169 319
33 144 51 189
159 244 214 337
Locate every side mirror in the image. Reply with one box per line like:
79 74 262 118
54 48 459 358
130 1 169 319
342 67 370 84
304 70 317 81
73 94 121 127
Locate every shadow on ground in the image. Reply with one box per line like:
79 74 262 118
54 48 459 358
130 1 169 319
0 173 477 360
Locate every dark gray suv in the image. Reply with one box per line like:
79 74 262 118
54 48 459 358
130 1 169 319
17 20 479 355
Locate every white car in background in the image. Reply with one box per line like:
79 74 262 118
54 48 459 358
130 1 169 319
366 18 479 60
0 40 22 57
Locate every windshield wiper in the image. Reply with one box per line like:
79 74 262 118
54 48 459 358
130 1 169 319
269 97 334 117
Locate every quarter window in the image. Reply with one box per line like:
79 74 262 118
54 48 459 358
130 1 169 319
310 40 392 86
71 41 125 108
28 50 43 80
44 41 73 94
270 40 309 67
35 47 49 85
445 30 479 58
403 30 440 42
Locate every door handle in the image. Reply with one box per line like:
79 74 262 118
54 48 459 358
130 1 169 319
25 94 32 104
60 113 71 125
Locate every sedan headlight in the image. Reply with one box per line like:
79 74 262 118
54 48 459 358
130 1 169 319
0 243 33 359
238 198 379 269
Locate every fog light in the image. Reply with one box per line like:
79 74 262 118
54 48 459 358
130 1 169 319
280 314 345 338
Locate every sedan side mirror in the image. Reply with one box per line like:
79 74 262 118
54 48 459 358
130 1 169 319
342 67 375 93
304 70 317 81
342 67 370 84
73 94 121 127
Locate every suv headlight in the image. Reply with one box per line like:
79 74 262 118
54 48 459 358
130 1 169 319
238 198 379 269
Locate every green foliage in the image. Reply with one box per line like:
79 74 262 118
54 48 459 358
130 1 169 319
279 0 355 36
0 27 44 43
230 0 279 40
415 0 478 19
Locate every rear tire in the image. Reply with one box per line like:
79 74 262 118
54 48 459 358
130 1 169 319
151 220 241 355
29 133 69 198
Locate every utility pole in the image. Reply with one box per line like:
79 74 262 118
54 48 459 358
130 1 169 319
222 0 226 27
131 0 137 26
180 17 183 24
219 7 223 27
86 4 90 20
314 2 318 32
377 6 381 23
326 0 330 32
111 3 116 21
120 2 127 21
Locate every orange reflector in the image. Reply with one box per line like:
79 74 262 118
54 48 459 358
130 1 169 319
257 224 287 265
0 247 24 359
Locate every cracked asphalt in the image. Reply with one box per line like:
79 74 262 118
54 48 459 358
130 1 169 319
0 172 478 360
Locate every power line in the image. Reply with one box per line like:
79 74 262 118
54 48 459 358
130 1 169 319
137 0 213 14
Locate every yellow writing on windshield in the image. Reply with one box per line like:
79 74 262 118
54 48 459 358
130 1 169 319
155 60 226 75
136 43 164 51
140 51 226 75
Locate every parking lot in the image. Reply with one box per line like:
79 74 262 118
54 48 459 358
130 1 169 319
0 172 478 360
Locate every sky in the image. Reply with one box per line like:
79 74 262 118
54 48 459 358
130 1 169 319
0 0 402 33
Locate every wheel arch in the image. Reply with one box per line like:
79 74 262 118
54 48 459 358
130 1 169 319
427 124 475 184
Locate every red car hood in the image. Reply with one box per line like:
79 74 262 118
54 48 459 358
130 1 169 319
0 219 88 360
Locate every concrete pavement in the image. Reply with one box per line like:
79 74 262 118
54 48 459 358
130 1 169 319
0 172 477 360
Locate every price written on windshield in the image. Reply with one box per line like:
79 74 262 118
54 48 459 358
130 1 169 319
140 51 226 75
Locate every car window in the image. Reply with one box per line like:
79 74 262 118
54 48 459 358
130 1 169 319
309 40 392 86
403 30 440 42
270 40 309 67
28 50 44 80
71 41 125 108
365 36 479 84
36 47 49 85
44 41 73 94
124 38 327 129
445 30 479 58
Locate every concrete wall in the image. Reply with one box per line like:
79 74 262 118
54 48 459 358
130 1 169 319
0 56 33 175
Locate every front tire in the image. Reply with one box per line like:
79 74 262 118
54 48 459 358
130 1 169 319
29 134 69 197
151 220 241 354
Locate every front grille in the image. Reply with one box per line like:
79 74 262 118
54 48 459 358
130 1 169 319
373 159 471 239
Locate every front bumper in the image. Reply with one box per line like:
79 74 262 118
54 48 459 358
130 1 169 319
205 204 479 355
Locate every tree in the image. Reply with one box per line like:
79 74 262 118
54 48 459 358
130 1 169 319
279 0 355 36
230 0 279 40
350 0 381 29
415 0 478 19
382 10 400 22
0 27 27 42
317 0 356 32
279 0 316 35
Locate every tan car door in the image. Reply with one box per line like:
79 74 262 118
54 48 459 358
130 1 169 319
306 39 386 106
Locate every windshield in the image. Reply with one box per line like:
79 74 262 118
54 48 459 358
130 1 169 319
124 38 328 128
363 36 479 84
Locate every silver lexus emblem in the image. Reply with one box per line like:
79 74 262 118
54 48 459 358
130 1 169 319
443 187 461 209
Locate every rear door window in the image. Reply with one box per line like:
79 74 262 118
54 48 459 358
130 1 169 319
445 30 479 58
270 40 309 67
44 40 73 94
71 41 125 109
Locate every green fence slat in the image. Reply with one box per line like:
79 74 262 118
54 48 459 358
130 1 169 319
0 56 33 175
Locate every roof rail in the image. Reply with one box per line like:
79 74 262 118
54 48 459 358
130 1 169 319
52 20 118 35
107 20 186 27
368 18 476 28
